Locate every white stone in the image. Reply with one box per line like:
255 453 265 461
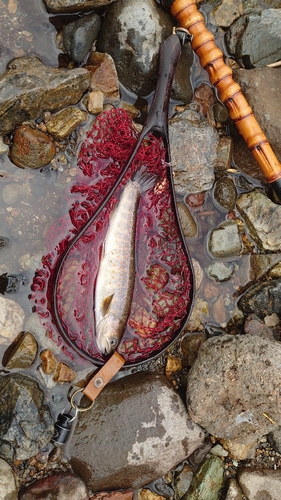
239 469 281 500
0 458 17 500
0 295 25 344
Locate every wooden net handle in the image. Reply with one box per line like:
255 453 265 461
168 0 281 194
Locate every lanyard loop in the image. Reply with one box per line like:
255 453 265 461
70 352 125 413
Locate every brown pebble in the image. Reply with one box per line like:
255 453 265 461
34 461 46 471
40 349 57 374
212 295 227 325
53 362 76 383
9 125 56 169
185 192 205 210
48 446 63 464
91 490 134 500
203 282 219 299
4 332 38 370
165 355 182 380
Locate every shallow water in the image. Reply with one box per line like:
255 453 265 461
0 0 265 381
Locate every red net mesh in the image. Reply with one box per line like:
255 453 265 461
31 108 193 364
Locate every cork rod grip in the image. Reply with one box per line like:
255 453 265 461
170 0 281 185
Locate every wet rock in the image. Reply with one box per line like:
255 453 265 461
210 0 243 28
225 478 244 500
268 426 281 453
215 137 233 171
40 348 57 374
181 332 207 368
69 371 205 491
186 297 209 332
212 295 227 325
138 490 164 500
193 83 216 117
269 262 281 278
18 472 89 500
169 109 219 196
0 137 9 155
85 51 120 101
192 258 204 291
208 220 242 258
10 125 56 169
244 313 275 340
185 193 205 211
177 202 198 238
238 468 281 500
210 444 228 458
91 492 133 500
203 281 219 299
53 361 76 382
236 189 281 252
46 107 88 140
174 464 193 499
3 331 37 369
0 458 17 500
213 176 237 211
44 0 117 13
0 56 90 135
233 68 281 160
165 355 182 380
2 183 26 204
0 373 54 461
184 456 224 500
62 13 101 64
0 237 9 248
207 261 236 282
238 278 281 316
249 253 281 281
97 0 193 101
220 438 257 461
213 103 229 124
226 10 281 67
87 90 104 114
0 295 25 345
264 313 279 327
0 273 26 294
187 335 281 459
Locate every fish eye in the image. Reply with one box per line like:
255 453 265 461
110 338 118 348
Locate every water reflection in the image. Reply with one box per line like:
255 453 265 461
0 0 60 73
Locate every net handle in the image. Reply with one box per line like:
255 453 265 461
163 0 281 199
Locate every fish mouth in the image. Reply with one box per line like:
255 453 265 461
96 334 119 356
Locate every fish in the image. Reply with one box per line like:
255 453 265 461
94 168 156 355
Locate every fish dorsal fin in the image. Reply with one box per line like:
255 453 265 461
101 294 114 316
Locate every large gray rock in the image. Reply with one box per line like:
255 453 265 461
18 473 89 500
44 0 117 13
62 13 101 64
236 190 281 252
187 335 281 455
169 109 219 195
0 373 54 461
238 469 281 500
69 371 205 491
0 56 90 135
97 0 193 101
238 278 281 316
233 68 281 162
226 9 281 67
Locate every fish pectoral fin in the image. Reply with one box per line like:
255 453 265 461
101 294 114 316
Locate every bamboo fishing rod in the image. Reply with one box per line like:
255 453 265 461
161 0 281 200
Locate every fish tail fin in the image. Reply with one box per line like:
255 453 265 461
133 166 158 193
